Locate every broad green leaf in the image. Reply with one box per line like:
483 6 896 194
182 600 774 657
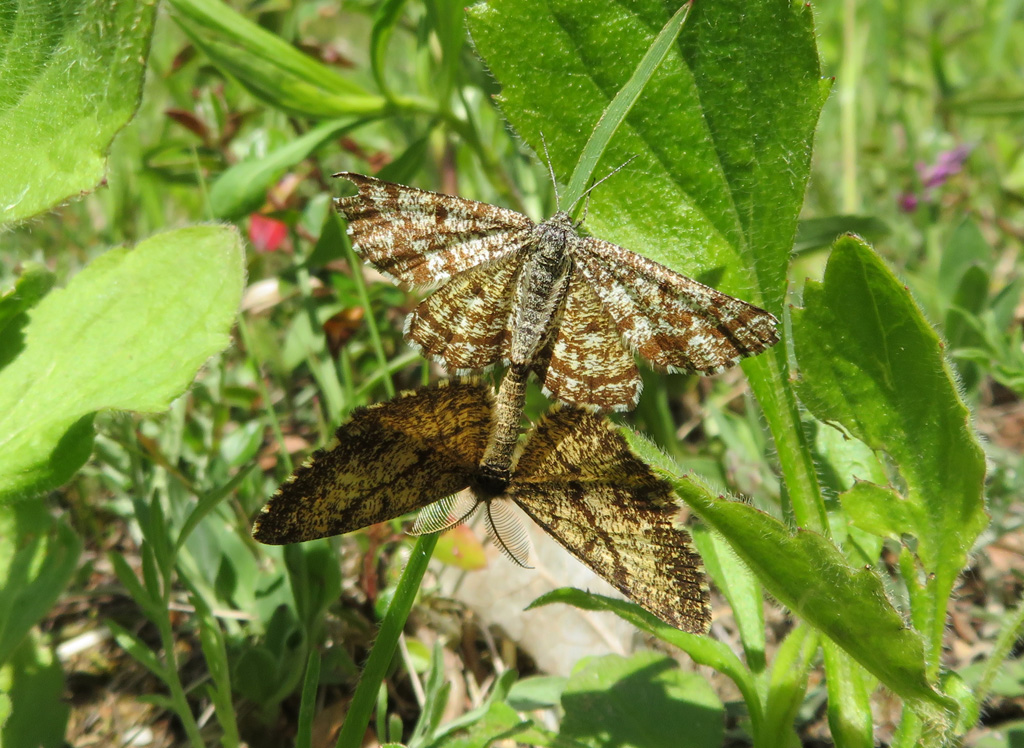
558 652 722 748
0 226 245 501
468 0 832 536
0 502 81 666
507 676 567 711
791 235 987 662
0 0 156 225
840 481 924 541
563 3 692 210
467 0 828 308
167 0 388 119
625 430 954 720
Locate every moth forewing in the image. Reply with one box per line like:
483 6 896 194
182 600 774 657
252 382 492 545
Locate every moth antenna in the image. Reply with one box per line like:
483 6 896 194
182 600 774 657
540 132 561 210
580 190 592 225
566 155 639 218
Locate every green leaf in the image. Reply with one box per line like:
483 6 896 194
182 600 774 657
167 0 388 119
794 215 890 255
370 0 410 101
0 264 55 341
467 0 832 538
0 631 68 748
791 235 987 662
691 524 765 673
558 651 722 748
433 701 546 748
625 431 954 720
467 0 827 308
506 676 567 711
528 588 762 735
822 640 875 748
0 0 156 225
107 620 167 681
563 3 692 211
840 481 924 541
209 118 364 219
0 502 81 666
0 225 245 501
761 624 818 745
296 650 321 748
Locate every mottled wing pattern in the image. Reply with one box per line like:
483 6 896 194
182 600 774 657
252 382 492 544
335 173 534 289
542 272 642 411
570 236 780 375
507 407 710 633
404 252 521 371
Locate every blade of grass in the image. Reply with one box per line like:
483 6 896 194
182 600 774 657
335 534 438 748
342 232 397 399
296 649 322 748
563 2 692 211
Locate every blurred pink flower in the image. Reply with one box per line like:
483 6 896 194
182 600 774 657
249 214 288 252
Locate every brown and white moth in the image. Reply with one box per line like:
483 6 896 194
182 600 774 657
334 172 780 415
334 172 780 491
251 382 711 634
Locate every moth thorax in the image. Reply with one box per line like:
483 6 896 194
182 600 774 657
472 464 510 499
509 239 571 366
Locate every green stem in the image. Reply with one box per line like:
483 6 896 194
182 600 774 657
974 589 1024 705
840 0 860 214
344 238 396 399
354 349 422 399
296 649 322 748
156 593 206 746
238 316 293 473
335 534 439 748
744 346 829 535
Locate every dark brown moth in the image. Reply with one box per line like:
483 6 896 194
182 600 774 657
252 382 711 633
334 172 780 414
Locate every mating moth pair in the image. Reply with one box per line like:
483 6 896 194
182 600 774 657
253 170 779 632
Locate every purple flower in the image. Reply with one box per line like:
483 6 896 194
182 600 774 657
917 144 973 189
899 144 973 211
